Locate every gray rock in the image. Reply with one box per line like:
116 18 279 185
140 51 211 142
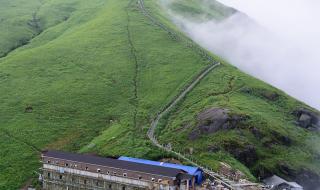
299 114 312 128
188 108 248 140
225 143 258 167
293 108 320 130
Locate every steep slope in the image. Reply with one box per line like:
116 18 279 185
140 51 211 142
155 0 320 188
0 0 212 188
0 0 319 189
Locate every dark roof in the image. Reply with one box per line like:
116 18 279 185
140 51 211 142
42 150 184 178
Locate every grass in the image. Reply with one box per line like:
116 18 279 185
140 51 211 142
0 0 211 188
157 63 320 180
0 0 319 189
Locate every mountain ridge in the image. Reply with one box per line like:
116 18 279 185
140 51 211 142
0 0 319 189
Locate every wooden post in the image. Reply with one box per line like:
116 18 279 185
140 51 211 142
192 177 195 190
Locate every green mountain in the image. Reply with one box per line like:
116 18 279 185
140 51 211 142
0 0 319 189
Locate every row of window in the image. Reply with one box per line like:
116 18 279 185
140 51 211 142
47 172 127 189
46 160 163 183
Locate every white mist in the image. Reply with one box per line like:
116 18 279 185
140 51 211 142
171 0 320 110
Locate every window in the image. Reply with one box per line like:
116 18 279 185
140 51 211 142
65 163 69 167
113 172 117 175
109 184 112 189
158 179 162 183
151 178 155 182
85 166 89 170
138 176 142 180
97 169 101 173
59 175 63 180
123 173 127 177
47 172 51 178
122 186 126 190
107 171 110 175
47 160 51 164
84 179 87 184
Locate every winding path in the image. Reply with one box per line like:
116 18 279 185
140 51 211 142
137 0 268 189
136 0 235 189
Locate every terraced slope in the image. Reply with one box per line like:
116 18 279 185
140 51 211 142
0 0 319 189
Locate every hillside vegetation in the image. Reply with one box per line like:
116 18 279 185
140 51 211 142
0 0 319 189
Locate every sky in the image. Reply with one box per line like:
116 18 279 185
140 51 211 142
171 0 320 110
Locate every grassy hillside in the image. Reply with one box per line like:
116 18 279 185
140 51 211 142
156 0 320 187
0 0 319 189
0 0 211 188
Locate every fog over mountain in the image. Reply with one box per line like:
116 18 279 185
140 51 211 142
170 0 320 110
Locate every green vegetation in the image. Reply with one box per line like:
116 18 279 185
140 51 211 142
0 0 319 189
165 0 236 21
157 63 320 180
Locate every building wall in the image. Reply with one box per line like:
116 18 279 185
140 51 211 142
42 164 177 190
42 156 176 186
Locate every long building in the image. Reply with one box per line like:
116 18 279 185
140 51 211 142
41 150 199 190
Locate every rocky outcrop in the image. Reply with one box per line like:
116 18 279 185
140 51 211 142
225 144 258 167
188 108 248 140
293 108 320 131
278 164 320 190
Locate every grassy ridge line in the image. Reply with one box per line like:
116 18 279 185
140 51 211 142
138 0 215 63
137 0 218 116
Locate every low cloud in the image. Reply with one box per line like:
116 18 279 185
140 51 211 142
164 0 320 110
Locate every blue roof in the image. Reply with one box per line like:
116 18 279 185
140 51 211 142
118 156 201 175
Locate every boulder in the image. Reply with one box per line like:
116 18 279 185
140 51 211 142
299 114 312 128
293 108 320 131
189 108 248 140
